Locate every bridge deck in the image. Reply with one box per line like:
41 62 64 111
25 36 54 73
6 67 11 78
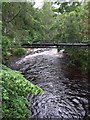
22 43 90 48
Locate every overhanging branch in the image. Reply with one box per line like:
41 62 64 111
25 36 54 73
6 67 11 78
7 8 22 23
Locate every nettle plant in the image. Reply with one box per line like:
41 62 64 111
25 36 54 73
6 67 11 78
1 65 44 119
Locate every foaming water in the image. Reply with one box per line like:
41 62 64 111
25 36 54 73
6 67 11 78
16 48 64 65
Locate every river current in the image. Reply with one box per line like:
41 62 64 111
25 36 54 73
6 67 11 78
10 48 89 119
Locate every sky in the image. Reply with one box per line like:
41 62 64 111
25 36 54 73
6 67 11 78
1 0 88 3
34 0 44 9
33 0 87 9
26 0 88 9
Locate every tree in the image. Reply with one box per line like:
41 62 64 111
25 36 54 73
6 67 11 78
33 2 57 42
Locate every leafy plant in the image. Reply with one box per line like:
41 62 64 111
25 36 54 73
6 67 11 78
1 65 44 119
66 47 89 74
2 36 27 64
12 48 26 56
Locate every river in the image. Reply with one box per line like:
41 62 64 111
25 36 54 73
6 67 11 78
10 48 89 119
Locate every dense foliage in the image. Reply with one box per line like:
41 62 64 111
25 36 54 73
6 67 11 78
1 65 44 119
54 2 89 73
2 36 26 64
2 2 89 42
2 2 56 43
54 4 88 42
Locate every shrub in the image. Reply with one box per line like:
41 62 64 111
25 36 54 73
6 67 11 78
2 36 12 59
1 65 44 119
2 36 26 64
66 47 89 74
12 48 26 56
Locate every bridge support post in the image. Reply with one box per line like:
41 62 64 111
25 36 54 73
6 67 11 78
57 46 61 52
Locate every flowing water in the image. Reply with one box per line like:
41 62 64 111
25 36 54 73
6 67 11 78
11 48 89 119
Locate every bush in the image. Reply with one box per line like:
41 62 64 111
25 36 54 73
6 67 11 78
12 48 26 56
1 65 44 119
2 36 26 64
66 47 89 74
2 36 12 59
